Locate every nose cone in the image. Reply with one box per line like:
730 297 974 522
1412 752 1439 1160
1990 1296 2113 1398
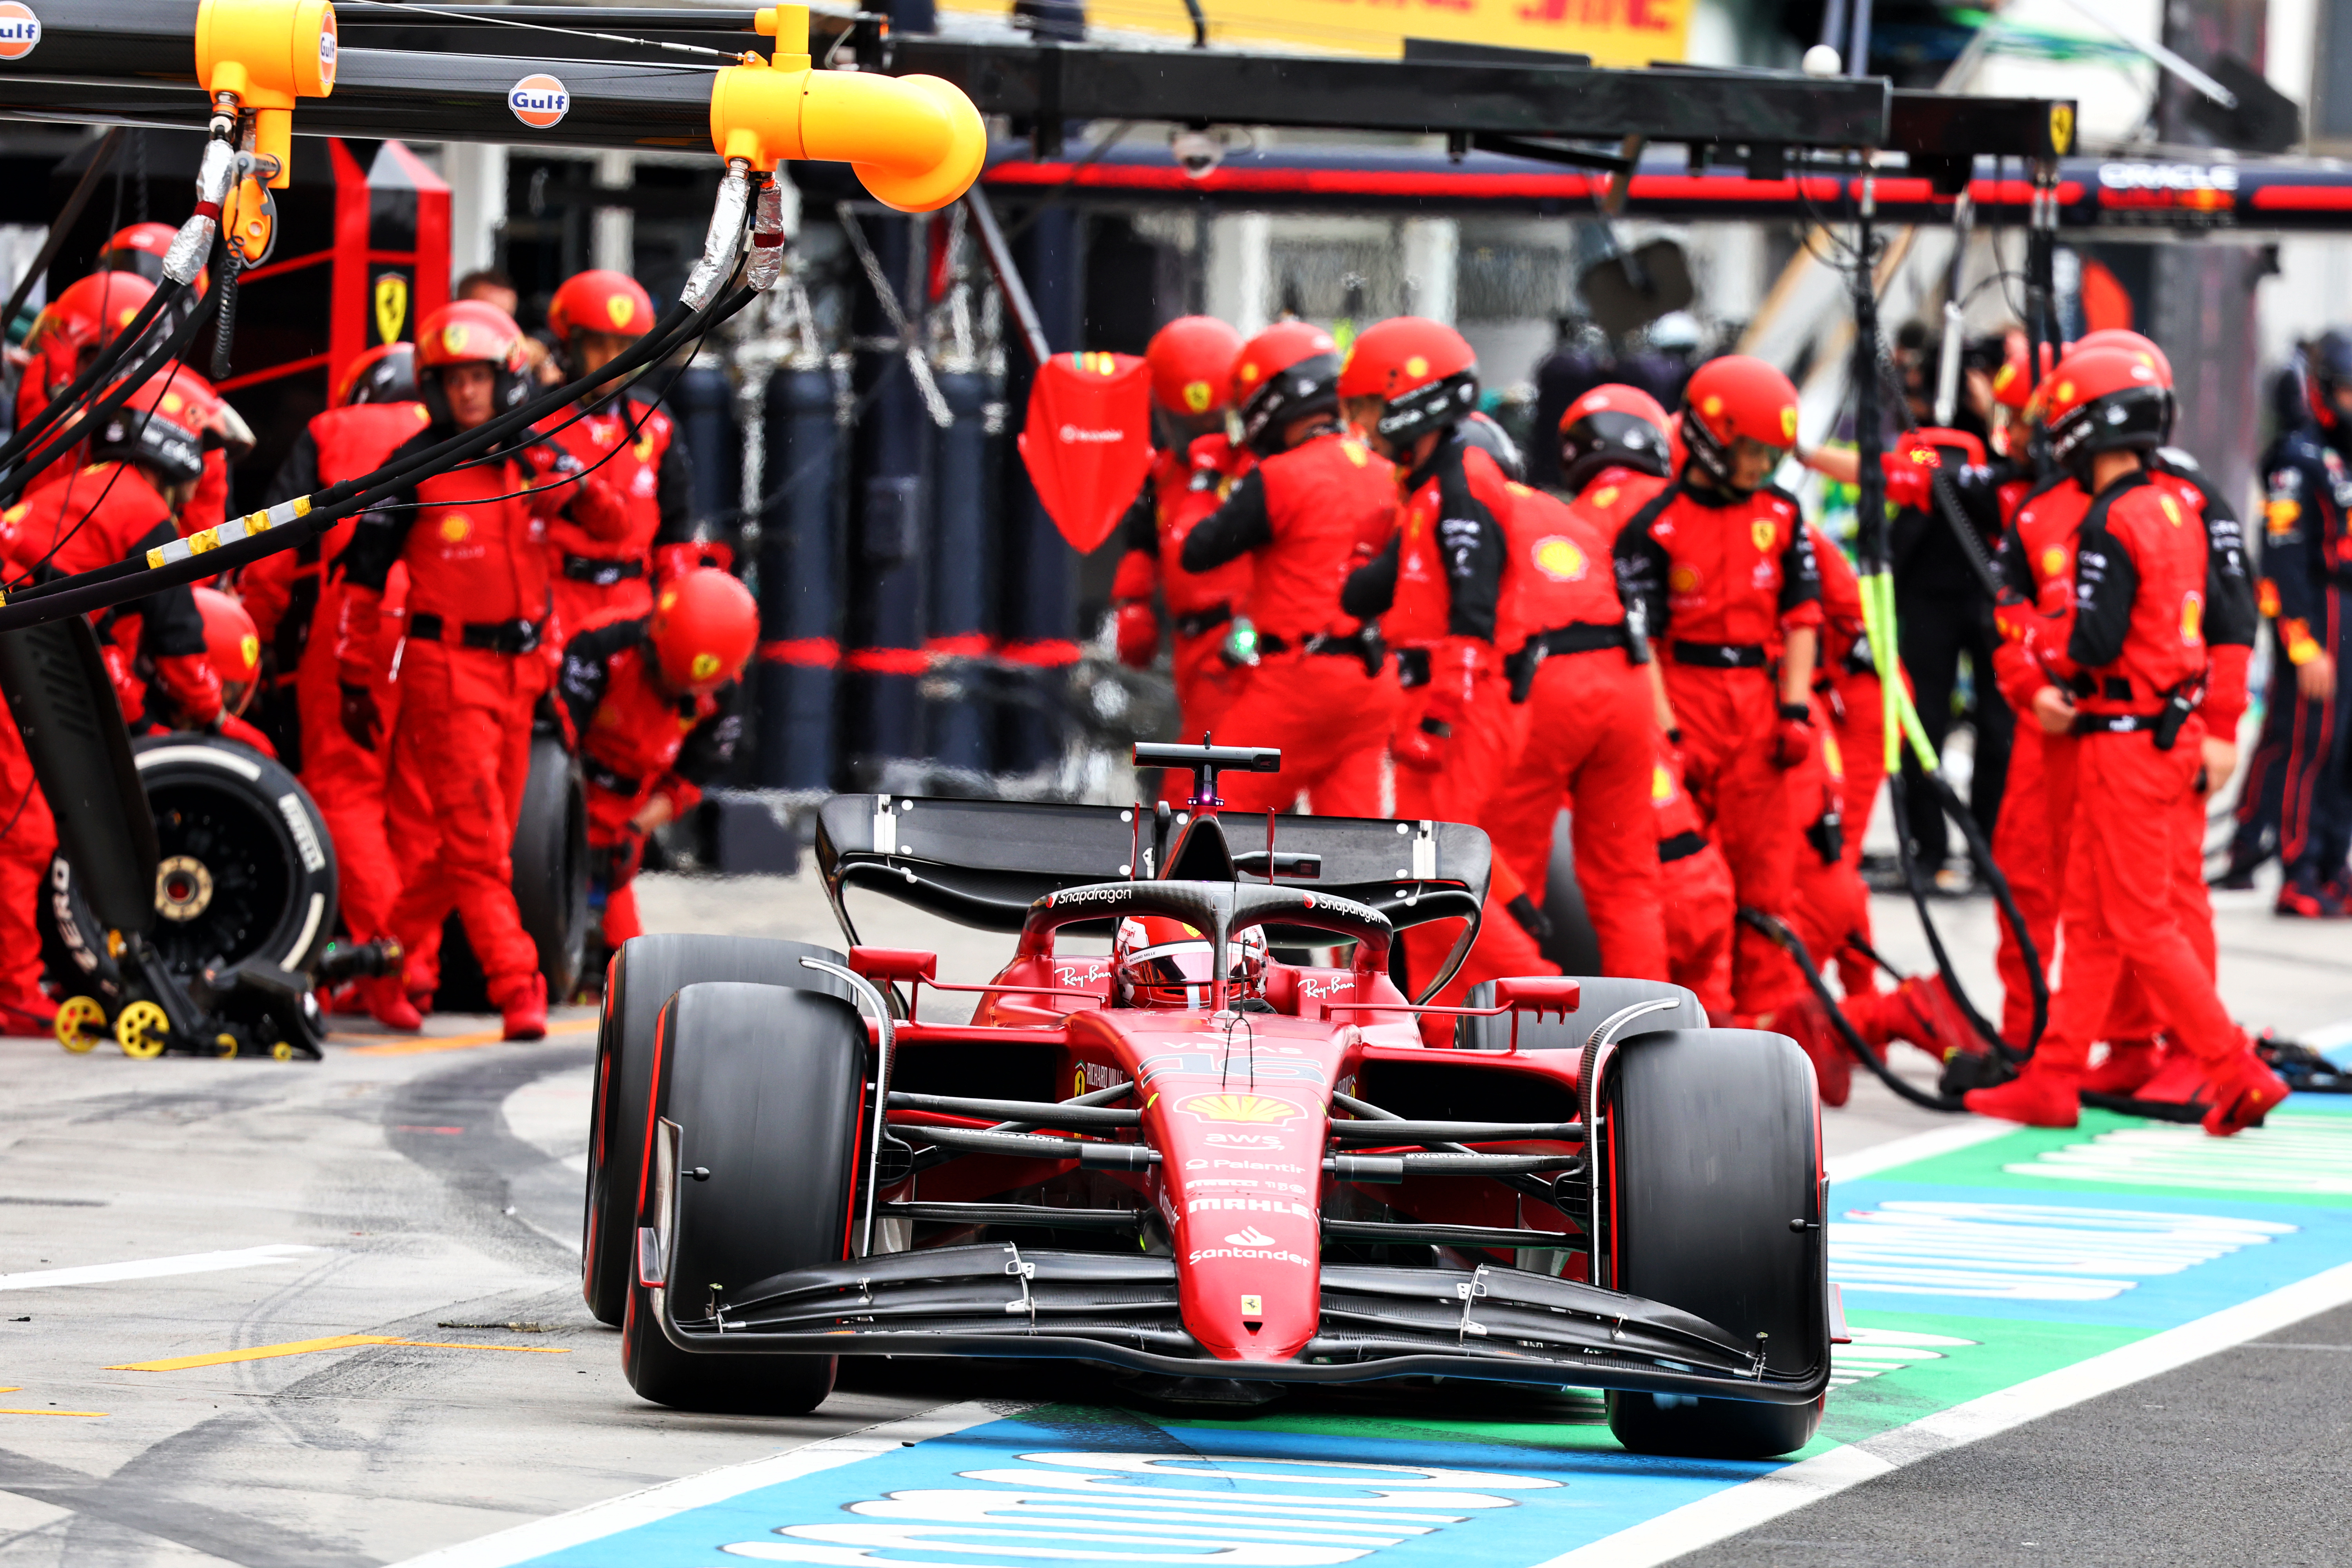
1146 1083 1326 1363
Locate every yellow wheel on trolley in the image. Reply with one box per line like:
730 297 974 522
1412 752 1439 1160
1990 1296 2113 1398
214 1033 240 1060
114 1000 170 1060
53 997 106 1054
269 1039 296 1062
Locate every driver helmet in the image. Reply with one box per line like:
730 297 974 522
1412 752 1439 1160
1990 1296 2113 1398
1113 915 1267 1008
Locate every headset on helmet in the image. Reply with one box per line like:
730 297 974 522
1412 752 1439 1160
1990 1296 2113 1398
194 586 261 716
333 342 419 409
98 221 211 301
1558 382 1672 492
1679 354 1800 492
1459 410 1525 483
89 374 207 488
416 300 534 426
2043 344 2172 474
1232 320 1342 457
546 269 657 353
1113 915 1267 1008
1337 316 1479 450
1145 315 1243 417
649 568 758 697
24 272 158 398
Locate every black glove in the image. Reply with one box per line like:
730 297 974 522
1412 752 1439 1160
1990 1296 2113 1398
339 682 381 752
1506 893 1554 944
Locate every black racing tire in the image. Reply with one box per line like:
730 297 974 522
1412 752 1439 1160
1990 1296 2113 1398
1600 1026 1826 1460
511 734 588 1002
620 980 863 1415
583 934 857 1325
1455 976 1704 1051
50 733 337 991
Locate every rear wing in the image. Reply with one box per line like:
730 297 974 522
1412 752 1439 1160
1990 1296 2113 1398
815 794 1490 946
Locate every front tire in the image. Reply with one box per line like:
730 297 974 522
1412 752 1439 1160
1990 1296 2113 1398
620 980 864 1414
582 934 857 1324
1600 1026 1826 1459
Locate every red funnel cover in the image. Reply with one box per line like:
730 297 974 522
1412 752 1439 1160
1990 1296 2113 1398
1018 351 1154 553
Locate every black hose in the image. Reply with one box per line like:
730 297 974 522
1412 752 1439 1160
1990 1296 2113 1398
210 243 240 382
1738 906 1968 1113
1886 768 2045 1062
0 269 192 477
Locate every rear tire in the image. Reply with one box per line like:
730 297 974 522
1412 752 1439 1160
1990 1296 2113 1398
620 980 863 1414
582 934 857 1324
1600 1026 1826 1459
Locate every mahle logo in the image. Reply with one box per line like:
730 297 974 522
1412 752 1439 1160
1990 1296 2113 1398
509 73 570 130
0 3 41 61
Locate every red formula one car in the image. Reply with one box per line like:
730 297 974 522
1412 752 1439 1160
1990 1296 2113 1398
580 742 1833 1458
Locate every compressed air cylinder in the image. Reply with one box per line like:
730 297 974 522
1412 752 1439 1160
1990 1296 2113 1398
995 205 1083 775
845 215 931 777
927 366 993 773
756 365 841 791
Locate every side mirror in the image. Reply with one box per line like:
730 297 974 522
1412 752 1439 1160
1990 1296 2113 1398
849 947 938 985
1495 976 1581 1021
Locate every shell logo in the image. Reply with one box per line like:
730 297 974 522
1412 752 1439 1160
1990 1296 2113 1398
2054 380 2074 407
238 633 261 671
1750 519 1777 554
1180 1092 1302 1125
443 323 470 356
0 3 42 62
1668 564 1701 593
690 652 722 682
1590 485 1619 509
1780 406 1798 440
2158 493 2183 527
2040 546 2067 578
2180 590 2204 645
1182 379 1214 414
439 514 472 543
606 296 636 330
1237 360 1259 387
1651 764 1674 801
1701 395 1723 418
509 73 570 130
1532 535 1587 582
1405 355 1429 378
160 392 183 416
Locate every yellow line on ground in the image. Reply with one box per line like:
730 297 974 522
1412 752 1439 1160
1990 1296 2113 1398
0 1408 105 1417
343 1017 597 1056
109 1335 572 1371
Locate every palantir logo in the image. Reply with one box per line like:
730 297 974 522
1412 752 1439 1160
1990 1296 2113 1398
0 3 43 61
509 73 570 130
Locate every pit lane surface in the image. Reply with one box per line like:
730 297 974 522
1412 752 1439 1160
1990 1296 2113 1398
0 871 2339 1566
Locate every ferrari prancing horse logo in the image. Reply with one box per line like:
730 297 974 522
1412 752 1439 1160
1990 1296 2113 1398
374 273 410 348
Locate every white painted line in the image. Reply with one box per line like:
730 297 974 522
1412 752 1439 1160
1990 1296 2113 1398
384 1401 1024 1568
1825 1118 2014 1183
1534 1258 2352 1567
0 1244 319 1292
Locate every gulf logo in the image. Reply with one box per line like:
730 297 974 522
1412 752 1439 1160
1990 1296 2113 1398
0 3 40 62
509 73 570 130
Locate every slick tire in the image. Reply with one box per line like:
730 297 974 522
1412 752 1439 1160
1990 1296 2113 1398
583 934 858 1325
621 980 864 1415
1455 976 1704 1052
51 733 336 990
1599 1026 1826 1460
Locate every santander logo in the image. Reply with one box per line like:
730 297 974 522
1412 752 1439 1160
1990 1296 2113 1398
509 73 570 129
1225 1226 1276 1247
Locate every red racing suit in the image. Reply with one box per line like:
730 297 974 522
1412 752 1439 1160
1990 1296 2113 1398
1796 526 1884 998
1615 477 1823 1016
536 387 697 637
2034 469 2258 1076
335 426 588 1005
1115 433 1254 744
1479 465 1668 984
555 611 742 947
1178 428 1400 817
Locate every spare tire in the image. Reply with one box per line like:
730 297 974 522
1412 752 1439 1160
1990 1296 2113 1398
49 733 338 994
432 734 590 1012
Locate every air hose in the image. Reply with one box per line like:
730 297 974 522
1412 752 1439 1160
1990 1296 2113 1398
1739 906 1967 1113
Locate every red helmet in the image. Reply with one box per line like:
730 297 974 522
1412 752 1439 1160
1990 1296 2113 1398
1558 382 1672 492
89 372 209 487
1113 915 1267 1008
546 269 657 345
194 587 261 716
1338 316 1479 448
1145 315 1242 417
416 300 533 425
1680 354 1799 490
1231 320 1341 457
162 370 254 463
24 272 158 398
1992 333 2057 413
649 568 757 696
2044 344 2171 471
2071 328 2171 390
332 342 418 408
98 221 210 301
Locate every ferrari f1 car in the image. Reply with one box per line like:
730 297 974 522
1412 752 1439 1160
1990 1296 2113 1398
581 742 1833 1459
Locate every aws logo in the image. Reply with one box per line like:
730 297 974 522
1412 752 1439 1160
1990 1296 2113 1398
509 74 570 130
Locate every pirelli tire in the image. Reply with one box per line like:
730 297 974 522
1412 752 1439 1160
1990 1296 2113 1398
49 733 337 992
620 980 864 1415
1600 1026 1828 1460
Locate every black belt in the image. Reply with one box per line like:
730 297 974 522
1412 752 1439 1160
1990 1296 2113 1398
583 757 642 797
1394 647 1430 688
562 554 646 586
1672 640 1769 670
1658 830 1708 864
407 612 544 655
1504 621 1631 701
1258 628 1378 659
1172 603 1232 639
